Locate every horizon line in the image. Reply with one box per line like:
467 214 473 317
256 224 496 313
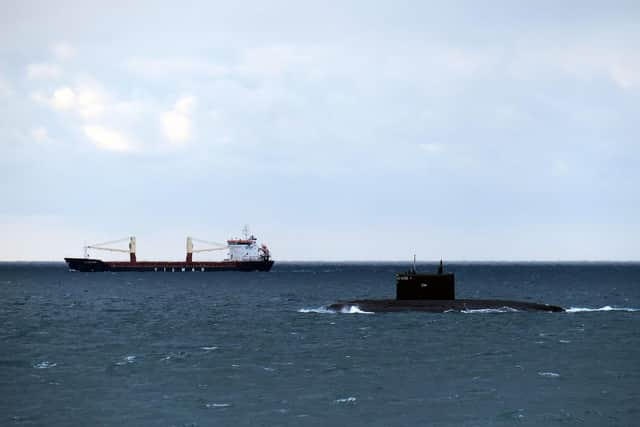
1 259 639 264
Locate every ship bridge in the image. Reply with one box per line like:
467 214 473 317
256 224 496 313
186 227 270 263
227 234 262 261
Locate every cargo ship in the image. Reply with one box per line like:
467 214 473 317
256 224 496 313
64 228 274 272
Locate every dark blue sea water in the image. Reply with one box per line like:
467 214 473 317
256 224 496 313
1 262 639 426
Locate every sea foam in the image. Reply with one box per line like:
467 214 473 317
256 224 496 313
33 361 56 369
116 355 137 365
206 403 231 408
298 307 335 314
298 306 372 314
334 397 357 403
566 306 639 313
339 305 373 314
461 307 519 314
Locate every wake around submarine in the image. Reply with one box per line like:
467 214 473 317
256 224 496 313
329 260 564 313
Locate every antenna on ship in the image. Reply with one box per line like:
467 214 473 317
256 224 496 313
242 224 250 239
412 254 417 274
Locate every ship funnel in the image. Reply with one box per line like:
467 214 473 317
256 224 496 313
186 236 193 263
129 236 137 263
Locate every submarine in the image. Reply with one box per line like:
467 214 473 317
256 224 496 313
329 260 564 313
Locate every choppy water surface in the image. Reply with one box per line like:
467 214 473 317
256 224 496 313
1 262 639 426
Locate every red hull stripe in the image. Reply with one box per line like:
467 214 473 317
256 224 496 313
106 261 259 267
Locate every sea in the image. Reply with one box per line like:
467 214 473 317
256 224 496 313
1 262 639 426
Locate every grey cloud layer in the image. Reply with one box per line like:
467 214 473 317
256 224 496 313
1 0 638 260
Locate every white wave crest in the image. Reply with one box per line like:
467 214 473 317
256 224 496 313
298 307 336 314
116 355 137 365
206 403 231 408
298 305 372 314
538 371 560 378
33 361 56 369
201 346 218 351
340 305 373 314
461 307 519 314
566 306 639 313
335 397 357 403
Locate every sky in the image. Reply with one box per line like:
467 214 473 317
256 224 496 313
1 0 639 261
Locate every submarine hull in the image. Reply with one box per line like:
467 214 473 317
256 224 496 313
328 299 564 313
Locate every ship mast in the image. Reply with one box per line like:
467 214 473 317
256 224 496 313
84 236 136 262
186 236 228 263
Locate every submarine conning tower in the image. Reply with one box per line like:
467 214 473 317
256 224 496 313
396 259 455 300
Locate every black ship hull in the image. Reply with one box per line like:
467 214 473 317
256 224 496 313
328 299 564 313
64 258 274 272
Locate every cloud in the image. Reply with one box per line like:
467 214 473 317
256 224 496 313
27 63 62 79
161 96 196 144
52 42 75 61
126 57 228 78
551 158 570 177
127 45 319 81
83 125 133 152
50 87 75 110
609 59 640 90
74 85 108 118
554 45 640 90
125 40 640 95
30 78 151 153
174 96 195 114
37 84 108 118
31 127 49 142
238 45 315 76
419 143 444 154
508 42 640 90
0 74 10 96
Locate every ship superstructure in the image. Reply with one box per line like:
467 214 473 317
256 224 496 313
64 228 273 272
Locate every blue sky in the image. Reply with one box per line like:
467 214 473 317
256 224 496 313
1 0 639 260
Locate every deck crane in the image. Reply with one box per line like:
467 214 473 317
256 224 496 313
186 237 228 263
84 237 136 262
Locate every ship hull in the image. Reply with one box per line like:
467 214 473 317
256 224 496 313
328 299 564 313
64 258 274 272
